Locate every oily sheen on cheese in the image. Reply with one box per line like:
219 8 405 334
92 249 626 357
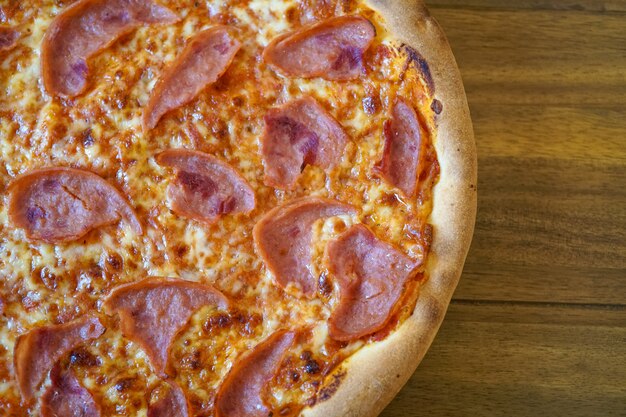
0 0 439 416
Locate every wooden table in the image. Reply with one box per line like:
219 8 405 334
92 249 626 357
382 1 626 415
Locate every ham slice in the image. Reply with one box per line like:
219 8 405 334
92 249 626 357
263 15 375 80
327 225 417 341
41 0 178 97
253 197 355 297
373 98 424 198
103 277 229 377
143 26 241 130
156 149 255 224
215 330 295 417
0 26 19 52
7 167 142 243
14 316 105 401
261 96 349 189
148 381 190 417
40 364 101 417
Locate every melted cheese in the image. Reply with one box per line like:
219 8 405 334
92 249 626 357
0 0 438 415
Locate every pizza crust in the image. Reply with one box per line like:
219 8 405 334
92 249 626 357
302 1 477 416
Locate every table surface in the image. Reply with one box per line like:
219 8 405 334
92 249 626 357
381 1 626 416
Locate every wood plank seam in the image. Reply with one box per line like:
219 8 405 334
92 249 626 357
451 298 626 309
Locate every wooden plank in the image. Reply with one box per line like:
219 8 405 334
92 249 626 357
381 302 626 417
426 9 626 105
459 156 626 303
453 106 626 304
458 263 626 304
420 7 626 303
454 156 626 304
426 0 626 12
447 300 626 326
470 104 626 162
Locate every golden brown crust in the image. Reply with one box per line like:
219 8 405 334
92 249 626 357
303 1 477 416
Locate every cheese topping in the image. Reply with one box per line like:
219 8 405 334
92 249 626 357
0 0 438 415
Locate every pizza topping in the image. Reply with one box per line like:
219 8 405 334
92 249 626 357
156 149 255 224
253 197 356 297
215 329 295 417
148 381 189 417
263 15 375 80
327 225 417 341
40 364 101 417
0 26 19 51
103 277 229 377
7 167 142 243
143 26 241 130
0 0 442 411
373 98 424 198
430 98 443 115
41 0 178 97
261 96 349 189
14 316 105 401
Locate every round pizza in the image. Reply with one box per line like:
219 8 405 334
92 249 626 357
0 0 476 416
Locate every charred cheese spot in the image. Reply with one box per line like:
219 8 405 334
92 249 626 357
0 0 438 415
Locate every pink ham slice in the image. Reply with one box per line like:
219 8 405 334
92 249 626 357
215 330 295 417
14 316 105 401
263 15 375 80
261 96 349 189
7 167 142 243
40 364 101 417
103 277 229 377
148 381 189 417
156 149 255 224
327 225 418 341
373 98 424 198
143 26 241 130
253 197 355 297
0 26 20 51
41 0 178 97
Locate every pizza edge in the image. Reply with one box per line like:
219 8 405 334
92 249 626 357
302 1 477 416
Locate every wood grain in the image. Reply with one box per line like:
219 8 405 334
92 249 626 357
381 1 626 415
381 303 626 417
431 6 626 303
427 0 626 12
434 9 626 105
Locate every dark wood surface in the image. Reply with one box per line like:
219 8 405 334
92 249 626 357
382 1 626 415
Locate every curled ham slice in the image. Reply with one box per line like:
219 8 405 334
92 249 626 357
7 167 142 243
143 26 241 130
373 98 424 198
103 277 229 377
14 316 105 401
327 225 417 341
261 96 349 189
41 364 101 417
253 197 355 297
0 26 20 51
263 15 375 80
215 330 295 417
148 381 190 417
41 0 178 97
156 149 255 224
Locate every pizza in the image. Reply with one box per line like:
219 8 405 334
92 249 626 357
0 0 476 416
